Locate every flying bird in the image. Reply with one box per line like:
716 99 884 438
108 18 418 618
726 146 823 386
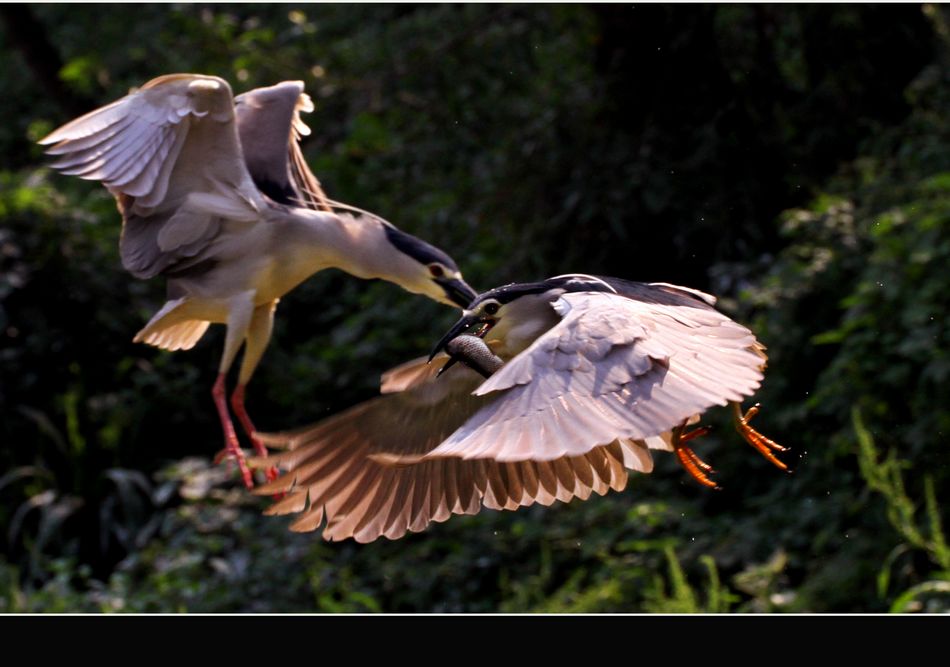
38 74 476 488
251 274 787 542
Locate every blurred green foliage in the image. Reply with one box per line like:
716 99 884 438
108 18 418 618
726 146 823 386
0 4 948 612
853 409 950 613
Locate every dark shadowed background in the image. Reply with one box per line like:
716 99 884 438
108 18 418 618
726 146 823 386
1 3 948 612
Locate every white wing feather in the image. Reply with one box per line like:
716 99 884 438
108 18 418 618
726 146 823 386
425 289 764 462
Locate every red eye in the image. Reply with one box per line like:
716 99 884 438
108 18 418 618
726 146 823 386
429 264 445 278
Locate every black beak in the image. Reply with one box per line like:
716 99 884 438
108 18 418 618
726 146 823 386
429 311 481 362
437 277 478 309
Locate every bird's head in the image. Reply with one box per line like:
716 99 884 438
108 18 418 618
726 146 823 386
381 225 477 309
429 274 616 361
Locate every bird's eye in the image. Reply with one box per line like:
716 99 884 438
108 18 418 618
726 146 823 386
428 264 445 278
483 302 500 316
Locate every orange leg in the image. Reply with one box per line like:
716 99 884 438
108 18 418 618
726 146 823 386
733 402 789 471
212 373 254 489
672 422 719 489
230 383 279 483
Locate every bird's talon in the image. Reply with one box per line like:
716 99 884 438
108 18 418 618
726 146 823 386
674 445 719 488
742 404 761 422
672 422 718 488
679 424 712 444
733 402 788 470
681 443 715 473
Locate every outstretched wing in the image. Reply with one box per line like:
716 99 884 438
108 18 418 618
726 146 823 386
422 287 766 462
40 73 264 279
252 358 643 543
234 80 331 211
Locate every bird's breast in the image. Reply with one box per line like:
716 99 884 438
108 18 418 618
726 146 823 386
488 296 562 358
251 240 333 304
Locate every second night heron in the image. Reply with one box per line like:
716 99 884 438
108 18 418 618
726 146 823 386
252 274 787 542
39 74 476 487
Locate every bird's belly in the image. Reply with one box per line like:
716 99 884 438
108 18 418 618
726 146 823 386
165 233 329 308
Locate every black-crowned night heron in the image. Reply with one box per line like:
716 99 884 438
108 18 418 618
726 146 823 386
38 74 476 488
251 274 787 543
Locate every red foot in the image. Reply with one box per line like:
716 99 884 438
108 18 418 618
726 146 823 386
672 422 719 489
212 373 254 489
230 383 279 483
733 403 789 471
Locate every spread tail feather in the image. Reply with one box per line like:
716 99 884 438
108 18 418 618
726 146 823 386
134 298 210 351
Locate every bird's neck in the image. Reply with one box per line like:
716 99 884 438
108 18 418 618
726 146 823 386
285 209 418 286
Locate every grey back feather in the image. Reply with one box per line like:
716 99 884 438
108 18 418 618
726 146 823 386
235 81 331 211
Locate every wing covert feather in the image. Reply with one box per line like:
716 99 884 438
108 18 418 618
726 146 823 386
423 288 765 462
41 74 263 279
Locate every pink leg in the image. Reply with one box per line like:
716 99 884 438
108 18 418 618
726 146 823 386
230 383 278 482
212 373 254 489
